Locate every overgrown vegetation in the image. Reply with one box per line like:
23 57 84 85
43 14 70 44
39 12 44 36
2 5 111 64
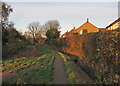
1 1 120 85
45 29 60 45
45 20 61 45
2 25 30 59
58 52 93 84
56 29 120 84
57 34 97 59
1 2 30 59
93 29 120 84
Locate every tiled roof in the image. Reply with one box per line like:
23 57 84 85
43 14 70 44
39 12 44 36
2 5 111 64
98 28 107 30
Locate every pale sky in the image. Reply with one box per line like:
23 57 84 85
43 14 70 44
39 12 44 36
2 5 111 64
2 0 120 2
2 1 119 35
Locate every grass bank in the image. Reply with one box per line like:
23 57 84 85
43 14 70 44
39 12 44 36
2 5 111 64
2 45 55 84
58 52 75 84
58 52 92 84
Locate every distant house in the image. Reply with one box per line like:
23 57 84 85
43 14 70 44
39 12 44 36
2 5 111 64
61 18 99 38
61 18 120 38
67 26 77 36
61 31 68 38
76 18 99 34
61 27 77 38
106 17 120 30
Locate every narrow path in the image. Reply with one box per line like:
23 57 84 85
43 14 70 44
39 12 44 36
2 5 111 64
51 51 68 84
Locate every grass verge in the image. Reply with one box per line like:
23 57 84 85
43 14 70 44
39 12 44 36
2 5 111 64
58 52 75 84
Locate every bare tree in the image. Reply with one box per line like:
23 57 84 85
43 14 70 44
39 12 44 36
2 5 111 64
28 22 42 41
43 20 60 32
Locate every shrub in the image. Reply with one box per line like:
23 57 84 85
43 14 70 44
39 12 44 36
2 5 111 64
2 28 29 59
56 29 120 84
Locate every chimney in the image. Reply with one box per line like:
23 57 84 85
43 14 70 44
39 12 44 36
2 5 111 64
87 18 89 22
73 26 75 30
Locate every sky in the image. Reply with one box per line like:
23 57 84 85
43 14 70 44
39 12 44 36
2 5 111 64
2 0 120 2
2 1 119 35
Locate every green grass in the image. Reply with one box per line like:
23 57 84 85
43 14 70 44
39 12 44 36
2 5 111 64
65 62 75 84
6 53 54 84
36 44 50 54
2 45 55 84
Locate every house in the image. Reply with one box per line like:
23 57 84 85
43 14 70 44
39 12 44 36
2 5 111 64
61 27 77 38
67 26 77 36
98 28 108 31
61 18 120 38
76 18 99 34
61 18 113 38
61 18 99 38
106 17 120 30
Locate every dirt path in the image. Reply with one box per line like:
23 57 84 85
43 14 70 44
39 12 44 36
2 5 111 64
48 48 92 84
51 51 68 84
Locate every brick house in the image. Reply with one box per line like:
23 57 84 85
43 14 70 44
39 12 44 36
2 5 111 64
106 17 120 30
61 30 69 38
98 28 108 31
61 18 120 38
76 18 99 34
61 18 99 38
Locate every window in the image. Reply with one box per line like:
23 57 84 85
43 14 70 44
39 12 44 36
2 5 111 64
82 29 88 34
80 30 83 34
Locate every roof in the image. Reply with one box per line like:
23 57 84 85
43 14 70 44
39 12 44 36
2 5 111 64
61 31 68 37
69 28 75 33
98 28 108 31
98 28 107 30
76 21 98 31
106 17 120 28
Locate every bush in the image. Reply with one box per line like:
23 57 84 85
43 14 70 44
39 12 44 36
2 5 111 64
45 29 60 46
56 29 120 84
46 29 60 39
2 27 29 59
